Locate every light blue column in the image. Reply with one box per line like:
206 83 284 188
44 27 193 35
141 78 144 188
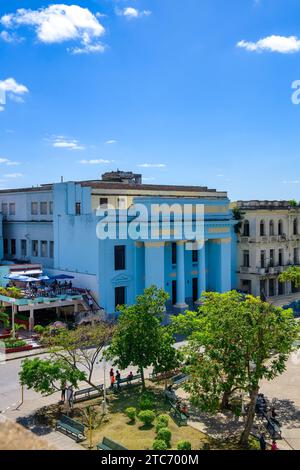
175 241 188 309
197 240 207 302
144 242 165 289
220 239 232 293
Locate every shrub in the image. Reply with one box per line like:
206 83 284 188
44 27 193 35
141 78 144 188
3 339 26 349
33 325 45 334
156 421 166 433
156 414 169 427
152 439 168 451
125 407 136 422
138 410 155 427
177 440 192 450
139 393 154 410
157 427 172 446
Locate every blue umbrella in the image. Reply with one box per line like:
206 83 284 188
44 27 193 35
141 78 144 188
49 274 75 280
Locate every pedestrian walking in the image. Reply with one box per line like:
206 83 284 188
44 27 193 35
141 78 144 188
259 433 267 451
116 370 121 389
110 374 115 389
66 385 74 409
61 381 67 403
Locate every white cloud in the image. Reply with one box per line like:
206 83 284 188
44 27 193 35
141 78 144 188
105 139 117 144
52 136 85 150
0 77 28 111
4 173 23 178
0 157 20 165
0 30 24 43
0 77 28 94
237 35 300 53
283 180 300 184
117 7 151 19
80 159 112 164
138 163 166 168
0 4 106 54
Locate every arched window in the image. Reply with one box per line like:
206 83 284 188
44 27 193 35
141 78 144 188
294 218 298 235
260 220 265 237
269 220 275 236
243 220 250 237
278 220 283 236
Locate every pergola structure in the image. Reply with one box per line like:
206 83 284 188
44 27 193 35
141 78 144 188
0 293 85 331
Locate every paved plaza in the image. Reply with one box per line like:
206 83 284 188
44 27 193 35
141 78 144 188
1 346 299 450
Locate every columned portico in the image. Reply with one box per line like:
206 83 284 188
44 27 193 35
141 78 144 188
144 241 165 289
175 241 188 310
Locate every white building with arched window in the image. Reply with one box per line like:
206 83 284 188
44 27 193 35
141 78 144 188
234 200 300 303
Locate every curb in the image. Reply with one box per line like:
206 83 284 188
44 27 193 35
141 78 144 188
5 349 48 362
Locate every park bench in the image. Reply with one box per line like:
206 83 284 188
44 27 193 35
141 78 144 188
168 400 188 426
97 437 128 451
114 374 142 389
164 389 177 403
73 384 104 403
56 414 85 442
262 413 282 440
171 373 190 388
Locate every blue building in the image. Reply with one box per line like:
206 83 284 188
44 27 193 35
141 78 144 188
0 171 237 315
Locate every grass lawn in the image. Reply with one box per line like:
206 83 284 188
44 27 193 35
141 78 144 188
79 384 210 450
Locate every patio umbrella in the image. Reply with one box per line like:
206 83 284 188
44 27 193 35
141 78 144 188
4 274 40 282
49 274 75 280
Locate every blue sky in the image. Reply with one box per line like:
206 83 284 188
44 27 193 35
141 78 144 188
1 0 300 200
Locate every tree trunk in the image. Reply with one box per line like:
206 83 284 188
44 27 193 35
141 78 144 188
140 367 145 390
239 387 259 447
221 390 231 410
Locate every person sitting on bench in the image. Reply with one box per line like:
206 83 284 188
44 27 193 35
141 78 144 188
127 371 134 384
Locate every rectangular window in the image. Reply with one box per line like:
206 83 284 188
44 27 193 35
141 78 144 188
117 197 127 210
49 201 53 215
75 202 81 215
115 286 125 309
269 279 275 297
50 241 54 258
172 242 177 265
41 241 48 258
31 202 38 215
32 240 38 257
99 197 108 209
243 250 250 268
192 248 198 264
269 249 275 267
2 203 8 216
192 278 198 302
11 239 16 256
279 249 283 266
21 239 27 257
260 251 266 268
9 203 15 216
114 245 126 270
40 202 47 215
4 238 8 254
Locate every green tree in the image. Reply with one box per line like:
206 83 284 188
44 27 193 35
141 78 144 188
0 310 9 328
106 286 169 389
172 291 299 447
279 266 300 288
20 357 85 394
20 322 114 393
152 329 182 388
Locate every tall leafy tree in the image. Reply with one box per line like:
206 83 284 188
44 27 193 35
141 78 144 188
172 291 299 447
107 286 170 389
20 322 114 393
279 266 300 288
